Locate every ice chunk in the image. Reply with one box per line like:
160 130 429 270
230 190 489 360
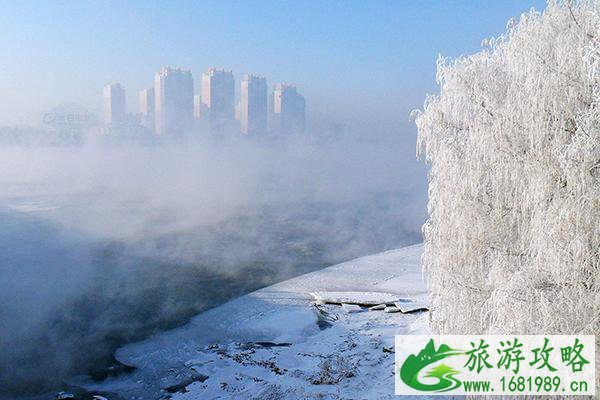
393 301 429 314
340 303 362 313
310 291 401 306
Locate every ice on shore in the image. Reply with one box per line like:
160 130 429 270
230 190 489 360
310 291 404 306
340 303 363 313
75 243 432 399
394 300 429 314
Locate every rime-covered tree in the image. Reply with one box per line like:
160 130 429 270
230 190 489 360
415 1 599 396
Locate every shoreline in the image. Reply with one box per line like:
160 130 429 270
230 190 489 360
73 243 429 399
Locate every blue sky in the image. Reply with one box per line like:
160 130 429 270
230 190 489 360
0 0 546 127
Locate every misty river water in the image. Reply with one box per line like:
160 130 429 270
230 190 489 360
0 191 421 399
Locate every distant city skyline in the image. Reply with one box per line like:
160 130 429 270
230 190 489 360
105 66 305 136
0 1 546 130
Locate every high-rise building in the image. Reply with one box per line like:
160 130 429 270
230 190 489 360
154 67 194 136
240 75 267 135
201 68 235 132
194 95 202 119
103 83 126 125
271 84 305 134
139 87 154 129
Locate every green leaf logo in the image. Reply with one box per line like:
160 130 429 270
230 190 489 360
400 339 464 392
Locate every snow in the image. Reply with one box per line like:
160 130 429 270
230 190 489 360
394 301 429 314
340 303 363 313
75 243 438 399
310 291 403 306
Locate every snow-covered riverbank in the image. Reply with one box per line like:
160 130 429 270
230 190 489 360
73 243 429 399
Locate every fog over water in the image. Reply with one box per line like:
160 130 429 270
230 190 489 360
0 133 426 398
